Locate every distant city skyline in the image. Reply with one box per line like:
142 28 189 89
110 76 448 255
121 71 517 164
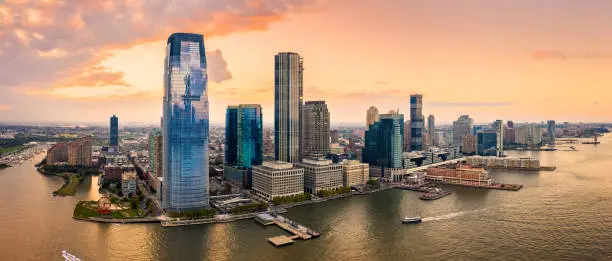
1 1 612 125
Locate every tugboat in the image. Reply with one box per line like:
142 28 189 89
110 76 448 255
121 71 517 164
401 216 422 224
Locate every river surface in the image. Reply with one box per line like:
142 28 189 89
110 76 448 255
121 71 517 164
1 135 611 261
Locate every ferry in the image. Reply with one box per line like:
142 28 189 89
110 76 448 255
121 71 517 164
401 216 422 224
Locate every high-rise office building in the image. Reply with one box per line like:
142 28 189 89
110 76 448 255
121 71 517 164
547 120 556 143
366 106 380 130
110 115 118 147
330 130 339 143
477 131 498 156
363 112 404 168
453 115 473 146
275 52 303 163
263 128 274 156
225 106 239 166
224 105 263 188
507 121 514 129
163 33 210 212
403 121 411 151
148 129 163 187
410 94 424 151
515 124 542 146
504 126 515 145
461 134 477 154
427 115 435 146
494 120 504 157
302 101 330 158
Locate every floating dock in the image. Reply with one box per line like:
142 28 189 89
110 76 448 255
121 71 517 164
267 235 296 247
256 213 320 247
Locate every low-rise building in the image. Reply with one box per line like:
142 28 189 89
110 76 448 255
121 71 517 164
103 164 135 181
341 160 369 187
252 161 304 201
295 157 343 194
426 165 491 186
121 171 138 196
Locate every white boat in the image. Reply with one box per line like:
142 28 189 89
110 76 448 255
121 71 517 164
62 250 82 261
401 216 422 224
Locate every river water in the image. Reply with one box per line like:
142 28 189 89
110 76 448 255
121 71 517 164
1 135 611 261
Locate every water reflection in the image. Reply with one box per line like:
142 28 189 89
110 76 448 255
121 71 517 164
1 135 612 260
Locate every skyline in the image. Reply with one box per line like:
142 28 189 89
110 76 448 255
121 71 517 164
2 0 612 125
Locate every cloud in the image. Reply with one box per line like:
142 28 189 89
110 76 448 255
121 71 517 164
206 49 232 83
532 50 567 60
429 102 513 108
0 0 318 97
57 66 130 87
0 105 11 111
373 80 388 85
532 50 612 61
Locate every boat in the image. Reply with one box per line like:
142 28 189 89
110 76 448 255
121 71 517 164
401 216 422 224
62 250 82 261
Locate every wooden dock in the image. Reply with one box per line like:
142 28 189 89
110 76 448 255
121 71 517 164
256 213 320 247
267 235 295 247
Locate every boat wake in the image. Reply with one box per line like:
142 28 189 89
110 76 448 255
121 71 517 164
422 208 487 222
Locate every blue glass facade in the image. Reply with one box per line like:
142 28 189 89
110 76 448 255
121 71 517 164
363 113 404 168
110 115 118 147
477 131 498 156
225 105 263 188
163 33 210 212
237 105 263 168
225 107 238 166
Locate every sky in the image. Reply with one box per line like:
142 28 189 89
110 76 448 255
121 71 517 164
1 0 612 126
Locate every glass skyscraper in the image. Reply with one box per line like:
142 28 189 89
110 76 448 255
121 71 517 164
225 105 263 169
363 112 404 168
225 105 263 188
410 94 424 151
110 115 118 147
477 131 498 156
274 52 303 163
163 33 210 212
225 107 238 166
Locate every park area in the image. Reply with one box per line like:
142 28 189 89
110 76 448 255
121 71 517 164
53 173 83 196
73 197 145 220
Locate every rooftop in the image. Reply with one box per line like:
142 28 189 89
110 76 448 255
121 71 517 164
261 161 295 170
300 157 333 166
122 171 137 180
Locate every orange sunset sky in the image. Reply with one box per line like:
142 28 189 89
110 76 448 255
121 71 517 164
1 0 611 125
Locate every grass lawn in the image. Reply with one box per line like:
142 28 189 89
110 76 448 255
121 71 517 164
53 173 81 196
73 201 100 219
0 145 27 156
73 200 144 219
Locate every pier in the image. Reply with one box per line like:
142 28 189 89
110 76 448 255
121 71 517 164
396 184 453 200
256 213 320 247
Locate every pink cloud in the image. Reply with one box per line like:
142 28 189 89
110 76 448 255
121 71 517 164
0 0 319 97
